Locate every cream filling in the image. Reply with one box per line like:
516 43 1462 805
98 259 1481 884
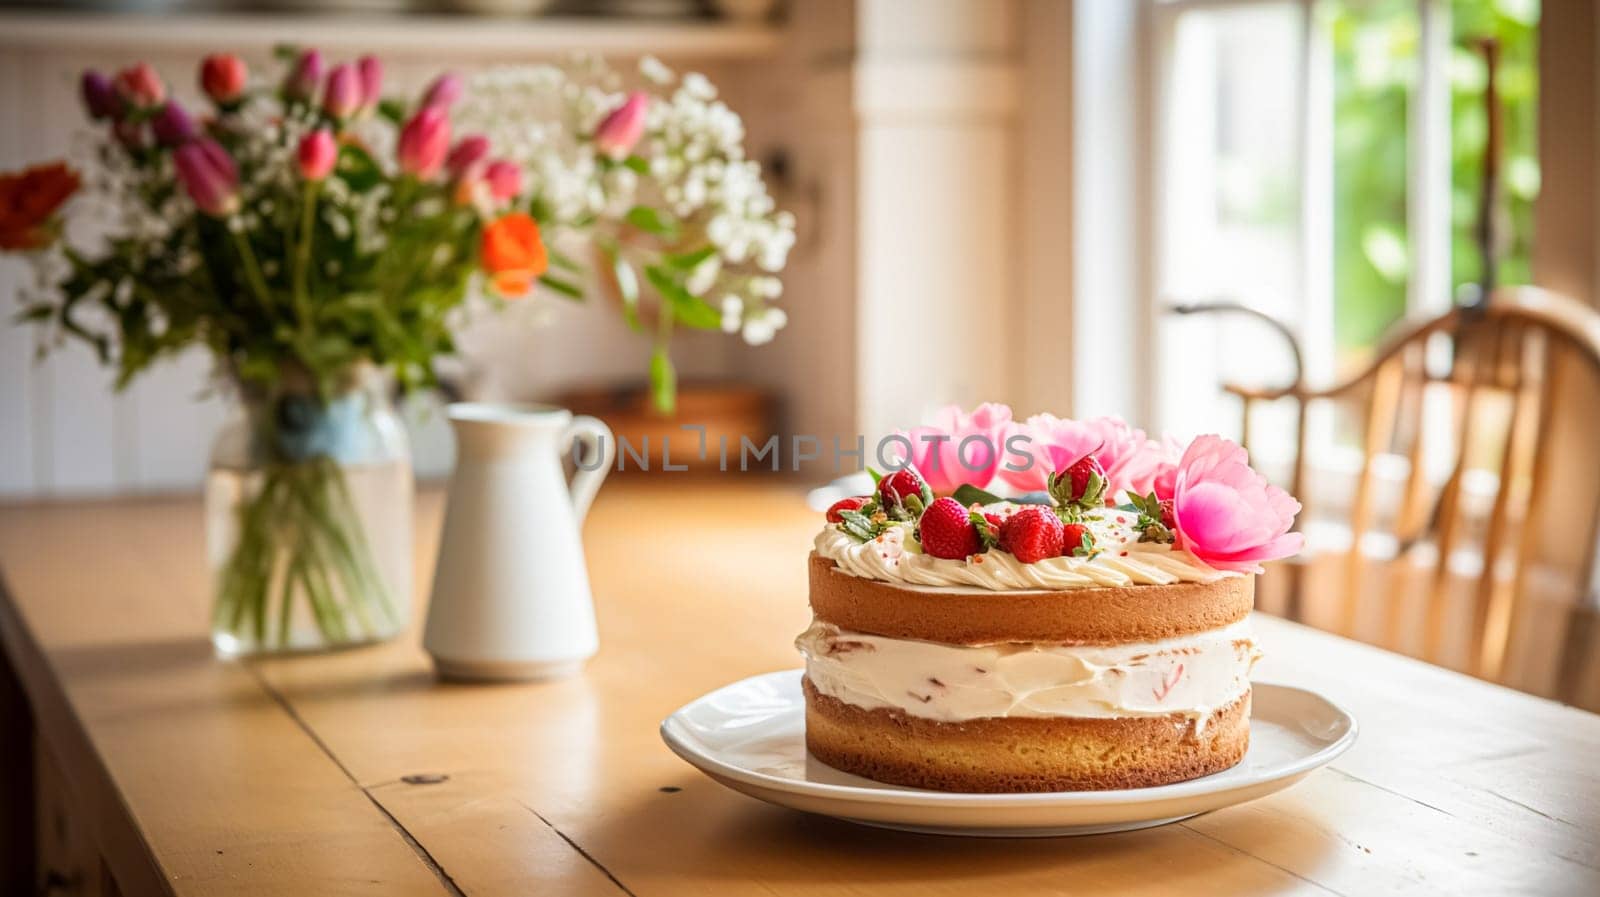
815 523 1228 591
796 618 1259 729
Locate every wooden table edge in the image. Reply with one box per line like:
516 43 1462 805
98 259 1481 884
0 569 173 897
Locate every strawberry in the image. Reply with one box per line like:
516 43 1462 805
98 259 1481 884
1064 455 1108 505
1158 499 1176 530
877 468 927 510
918 497 981 559
998 506 1064 563
1062 522 1090 556
826 495 870 523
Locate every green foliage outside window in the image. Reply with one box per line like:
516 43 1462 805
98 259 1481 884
1327 0 1539 357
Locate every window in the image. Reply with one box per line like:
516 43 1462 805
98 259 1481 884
1148 0 1540 460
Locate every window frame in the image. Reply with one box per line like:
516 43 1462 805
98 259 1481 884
1139 0 1457 445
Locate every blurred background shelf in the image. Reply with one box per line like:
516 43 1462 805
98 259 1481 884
0 11 784 58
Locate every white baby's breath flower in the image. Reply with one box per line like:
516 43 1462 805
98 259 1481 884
639 55 675 86
742 317 775 346
682 72 716 101
720 295 743 334
686 255 721 296
751 276 782 299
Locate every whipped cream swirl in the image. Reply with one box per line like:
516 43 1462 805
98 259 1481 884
798 618 1258 728
815 522 1227 591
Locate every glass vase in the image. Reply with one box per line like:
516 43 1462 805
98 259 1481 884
206 365 413 655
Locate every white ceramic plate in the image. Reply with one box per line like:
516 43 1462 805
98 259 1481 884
661 670 1356 837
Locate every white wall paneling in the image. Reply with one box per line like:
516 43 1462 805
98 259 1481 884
1018 0 1076 418
1071 0 1148 426
836 0 1025 443
0 49 34 497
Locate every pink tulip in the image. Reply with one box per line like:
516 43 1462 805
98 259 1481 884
113 62 165 108
80 70 121 120
297 128 337 181
594 91 648 160
199 53 247 105
445 135 490 179
151 101 197 147
356 55 383 111
322 63 361 119
285 49 322 101
892 403 1014 495
483 160 522 202
1168 435 1303 573
421 72 463 109
174 138 239 217
397 106 450 179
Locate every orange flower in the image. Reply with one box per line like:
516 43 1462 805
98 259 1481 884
0 162 80 251
481 212 548 298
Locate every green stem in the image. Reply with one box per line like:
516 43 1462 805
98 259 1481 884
277 549 301 648
230 229 276 316
293 181 319 329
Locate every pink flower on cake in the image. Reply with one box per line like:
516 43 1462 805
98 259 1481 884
1168 435 1303 573
1083 416 1172 499
996 414 1102 493
894 403 1013 495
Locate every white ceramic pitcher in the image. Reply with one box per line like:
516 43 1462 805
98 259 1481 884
424 403 615 681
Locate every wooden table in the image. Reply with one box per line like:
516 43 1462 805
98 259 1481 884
1 482 1597 897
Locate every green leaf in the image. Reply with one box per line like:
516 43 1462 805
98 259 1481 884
1071 529 1100 558
644 265 719 329
548 249 584 273
538 273 585 301
375 98 407 126
968 509 999 550
336 144 384 192
625 206 678 237
649 345 677 415
952 483 1005 507
665 246 717 270
602 244 642 332
622 156 650 175
838 509 889 544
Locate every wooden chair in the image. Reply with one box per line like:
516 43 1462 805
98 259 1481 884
1174 286 1600 704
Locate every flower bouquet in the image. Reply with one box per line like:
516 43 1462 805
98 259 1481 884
5 49 792 654
457 55 796 410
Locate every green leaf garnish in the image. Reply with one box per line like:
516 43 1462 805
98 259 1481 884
952 483 1005 507
1130 491 1175 543
969 509 999 550
1071 529 1100 558
838 509 889 543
